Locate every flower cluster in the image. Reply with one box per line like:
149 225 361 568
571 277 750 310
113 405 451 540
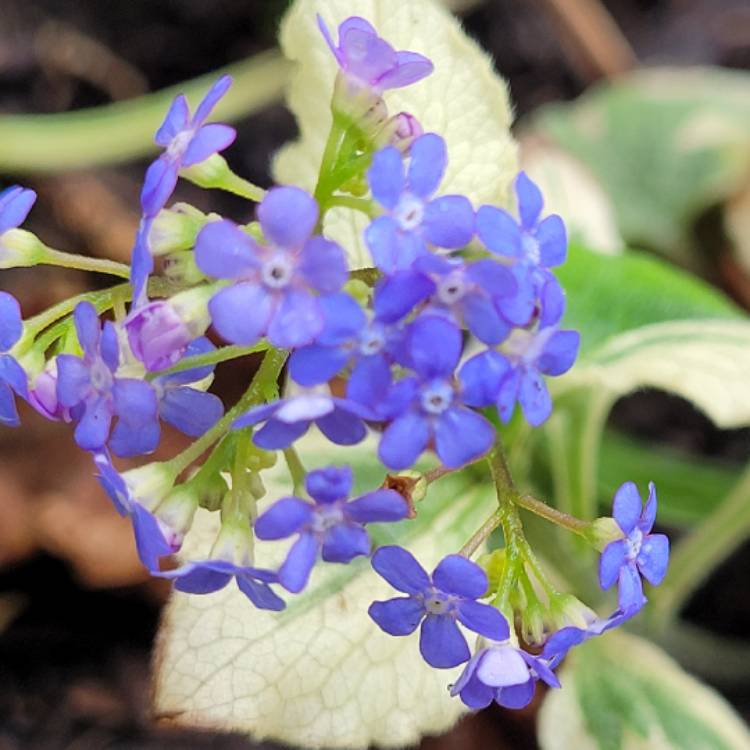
0 12 670 715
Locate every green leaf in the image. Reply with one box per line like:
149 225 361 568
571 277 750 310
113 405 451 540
273 0 518 269
559 243 743 358
538 631 750 750
535 67 750 265
153 433 493 747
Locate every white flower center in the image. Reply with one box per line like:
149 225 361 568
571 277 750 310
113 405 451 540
359 325 385 356
394 193 425 231
166 130 193 160
436 272 468 305
422 589 453 616
625 527 643 561
522 233 541 265
420 380 453 415
261 254 294 289
311 503 345 534
89 359 113 394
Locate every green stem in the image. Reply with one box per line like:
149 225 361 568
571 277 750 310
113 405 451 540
314 116 347 207
216 171 265 203
146 342 269 380
650 461 750 629
283 446 307 497
458 508 503 558
40 245 131 279
167 347 287 476
516 493 591 536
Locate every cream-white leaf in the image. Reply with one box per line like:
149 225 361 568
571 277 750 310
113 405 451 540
153 432 495 748
556 319 750 429
538 630 750 750
273 0 518 269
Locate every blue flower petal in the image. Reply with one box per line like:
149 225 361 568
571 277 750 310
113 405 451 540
475 646 530 688
168 563 233 594
255 497 313 540
109 416 160 458
518 369 552 427
74 397 112 451
73 302 101 357
289 344 349 386
0 186 36 234
347 490 408 523
497 264 536 326
457 675 495 710
316 405 367 445
539 274 566 328
192 74 233 126
253 417 310 450
346 354 392 410
612 481 642 535
379 412 430 470
376 51 433 90
267 289 323 349
183 123 236 167
154 95 190 146
195 220 260 279
419 614 470 668
131 503 172 572
258 186 318 249
459 351 509 407
298 237 348 294
0 354 28 398
140 157 179 217
496 368 521 423
466 259 516 298
371 545 430 594
406 315 461 379
618 562 646 611
0 292 23 352
365 216 405 273
0 380 19 426
368 597 424 635
434 407 494 468
538 329 580 376
407 134 446 199
306 466 353 504
278 532 319 593
461 292 511 345
236 575 286 611
637 533 669 585
340 26 395 84
321 523 370 563
423 195 474 248
373 269 433 322
433 554 489 599
476 205 522 258
316 292 367 346
496 678 535 709
536 214 567 267
515 172 543 229
159 387 223 437
367 147 404 210
599 539 627 590
208 282 273 346
639 482 658 533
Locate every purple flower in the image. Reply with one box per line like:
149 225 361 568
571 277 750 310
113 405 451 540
599 482 669 611
233 386 370 451
159 559 285 611
125 299 192 372
476 172 567 275
0 291 29 427
0 185 36 250
195 187 348 348
542 607 639 669
450 640 560 709
56 302 159 456
461 326 580 427
94 451 173 572
365 315 495 470
255 466 408 593
318 15 433 95
369 546 509 668
365 134 474 273
151 337 224 437
288 292 403 389
141 75 235 217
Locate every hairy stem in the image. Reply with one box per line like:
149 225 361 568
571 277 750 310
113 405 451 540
283 446 308 497
40 245 131 279
516 493 591 536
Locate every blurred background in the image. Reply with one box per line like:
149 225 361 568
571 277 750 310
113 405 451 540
0 0 749 748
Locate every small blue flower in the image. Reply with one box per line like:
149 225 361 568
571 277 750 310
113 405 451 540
255 466 408 593
151 337 224 438
233 386 371 450
56 302 159 456
0 185 36 250
365 134 474 273
0 291 29 427
366 315 495 470
159 559 285 611
288 292 403 388
461 326 580 427
94 451 173 572
195 186 348 349
542 607 639 669
141 76 235 217
369 546 509 669
599 482 669 610
318 15 433 95
450 639 559 709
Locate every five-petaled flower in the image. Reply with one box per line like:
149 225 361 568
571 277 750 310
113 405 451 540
195 186 348 349
599 481 669 610
255 466 408 593
369 546 509 668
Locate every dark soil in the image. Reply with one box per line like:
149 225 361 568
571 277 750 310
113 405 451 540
1 1 749 748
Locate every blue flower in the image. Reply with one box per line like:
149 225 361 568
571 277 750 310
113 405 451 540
151 337 224 438
599 482 669 610
288 292 403 388
0 291 29 427
0 185 36 256
94 451 173 572
56 302 159 456
542 607 639 669
317 15 433 95
369 546 509 668
233 386 371 450
450 639 560 709
363 315 495 470
255 466 408 593
141 76 235 217
158 559 285 611
461 326 580 427
195 186 348 348
365 134 474 273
